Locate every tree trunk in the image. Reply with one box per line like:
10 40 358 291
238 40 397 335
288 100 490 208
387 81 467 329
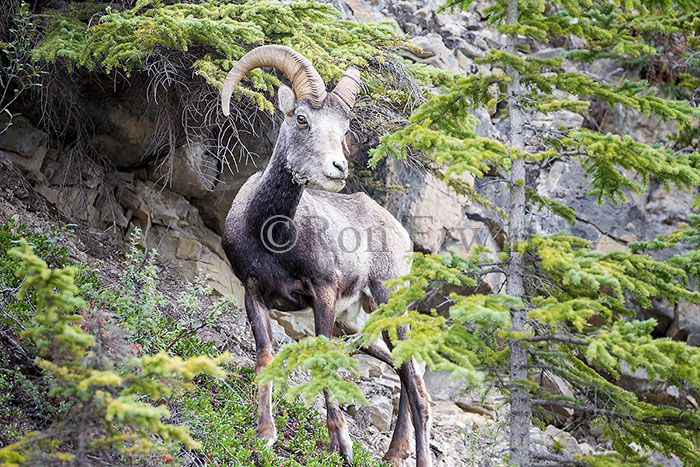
505 0 530 463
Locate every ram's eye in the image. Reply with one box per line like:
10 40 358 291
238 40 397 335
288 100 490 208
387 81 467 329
296 115 307 125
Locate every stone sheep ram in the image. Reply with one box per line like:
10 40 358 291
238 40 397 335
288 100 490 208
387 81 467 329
220 45 432 467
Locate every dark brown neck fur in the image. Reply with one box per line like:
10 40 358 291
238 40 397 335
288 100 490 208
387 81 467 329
244 133 304 243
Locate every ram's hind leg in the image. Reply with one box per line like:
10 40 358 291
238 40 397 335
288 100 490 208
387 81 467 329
244 283 277 446
383 386 412 466
314 284 353 465
398 358 432 467
368 284 432 467
374 336 432 467
362 296 412 466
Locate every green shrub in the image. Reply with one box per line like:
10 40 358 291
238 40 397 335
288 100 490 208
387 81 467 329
181 368 387 467
28 0 448 112
0 219 79 330
101 227 235 358
0 239 229 466
0 1 45 134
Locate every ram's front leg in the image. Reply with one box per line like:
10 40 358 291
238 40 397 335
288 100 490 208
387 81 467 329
313 284 353 465
245 282 277 446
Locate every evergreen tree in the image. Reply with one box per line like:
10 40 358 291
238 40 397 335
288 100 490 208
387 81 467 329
364 0 700 464
264 1 700 466
0 240 229 465
20 0 451 126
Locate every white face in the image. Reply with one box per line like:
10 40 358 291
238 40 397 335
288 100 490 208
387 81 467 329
278 86 350 192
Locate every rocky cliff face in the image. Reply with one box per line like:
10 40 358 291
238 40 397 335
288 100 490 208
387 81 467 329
1 0 696 465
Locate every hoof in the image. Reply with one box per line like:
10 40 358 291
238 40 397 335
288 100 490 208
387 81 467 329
255 423 277 447
329 432 353 466
381 455 401 467
382 449 408 467
382 440 410 467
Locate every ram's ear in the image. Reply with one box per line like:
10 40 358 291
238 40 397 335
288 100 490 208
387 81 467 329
278 85 296 116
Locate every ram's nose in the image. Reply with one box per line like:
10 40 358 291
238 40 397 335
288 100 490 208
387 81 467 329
332 159 348 177
325 157 348 180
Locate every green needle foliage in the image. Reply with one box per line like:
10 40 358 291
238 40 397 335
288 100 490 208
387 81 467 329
258 335 368 405
265 0 700 465
13 0 453 208
28 0 449 113
0 240 229 465
1 221 373 465
368 0 700 463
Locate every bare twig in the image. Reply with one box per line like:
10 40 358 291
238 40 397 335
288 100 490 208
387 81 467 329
525 335 589 345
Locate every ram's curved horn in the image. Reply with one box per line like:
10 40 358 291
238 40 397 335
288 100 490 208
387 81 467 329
331 68 361 114
221 45 327 116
